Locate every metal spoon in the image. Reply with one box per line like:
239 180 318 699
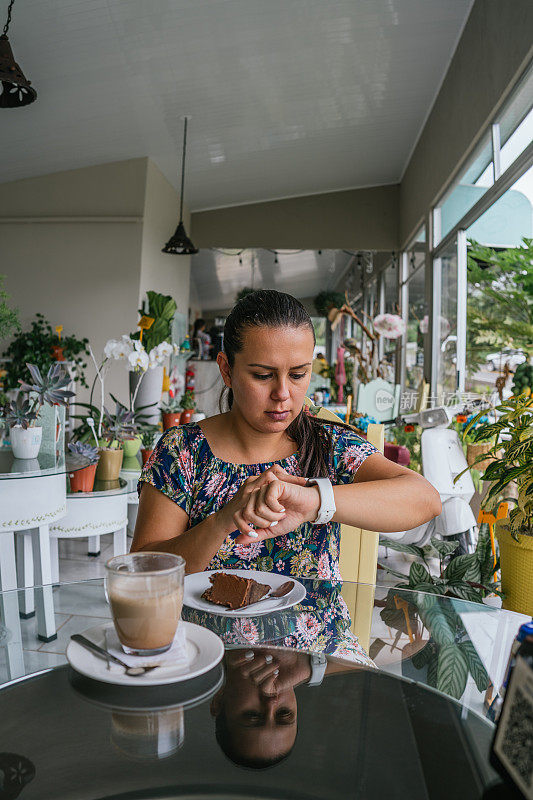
71 634 160 676
248 580 295 607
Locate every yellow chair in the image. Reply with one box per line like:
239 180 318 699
304 399 384 649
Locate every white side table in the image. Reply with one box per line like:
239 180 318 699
49 480 129 582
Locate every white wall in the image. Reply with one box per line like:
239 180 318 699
0 158 191 408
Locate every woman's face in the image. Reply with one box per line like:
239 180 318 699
218 325 315 432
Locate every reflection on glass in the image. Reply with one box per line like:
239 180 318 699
404 255 426 393
436 243 458 402
111 707 184 760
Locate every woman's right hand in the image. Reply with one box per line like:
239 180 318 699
215 463 319 542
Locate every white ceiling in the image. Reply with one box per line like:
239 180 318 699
0 0 473 210
191 248 358 311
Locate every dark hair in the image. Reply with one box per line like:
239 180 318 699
221 289 338 476
193 318 206 336
215 708 294 769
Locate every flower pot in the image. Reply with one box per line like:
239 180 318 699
466 442 493 472
10 425 42 459
122 436 142 458
95 448 123 481
141 448 154 465
69 463 97 493
496 521 533 615
51 345 65 361
180 409 193 424
162 412 181 430
129 366 164 425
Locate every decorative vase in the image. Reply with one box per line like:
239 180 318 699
466 442 493 472
141 448 153 465
10 425 43 459
129 366 164 425
180 409 193 424
96 448 123 481
496 521 533 615
122 436 142 458
69 463 97 493
162 412 181 430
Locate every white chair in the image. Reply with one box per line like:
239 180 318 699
49 490 128 582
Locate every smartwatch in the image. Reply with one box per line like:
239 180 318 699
307 653 327 686
306 478 336 524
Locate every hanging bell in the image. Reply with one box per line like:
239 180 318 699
0 34 36 108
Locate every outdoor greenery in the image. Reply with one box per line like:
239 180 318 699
377 529 499 699
466 237 533 374
314 291 345 318
1 314 90 389
0 275 20 343
461 393 533 539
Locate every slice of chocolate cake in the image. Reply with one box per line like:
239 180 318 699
202 572 271 610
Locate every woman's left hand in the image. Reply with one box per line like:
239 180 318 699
233 464 321 543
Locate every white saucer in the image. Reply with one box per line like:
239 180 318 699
184 569 306 618
66 621 224 686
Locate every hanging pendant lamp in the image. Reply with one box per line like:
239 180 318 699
162 115 198 255
0 0 36 108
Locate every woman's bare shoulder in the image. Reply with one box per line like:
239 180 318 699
197 413 230 437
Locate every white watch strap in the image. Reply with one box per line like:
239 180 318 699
306 478 336 525
308 653 327 685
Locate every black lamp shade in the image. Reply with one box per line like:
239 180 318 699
162 220 199 255
0 34 36 108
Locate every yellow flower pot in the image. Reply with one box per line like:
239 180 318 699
496 520 533 615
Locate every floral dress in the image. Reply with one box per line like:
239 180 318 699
139 422 378 667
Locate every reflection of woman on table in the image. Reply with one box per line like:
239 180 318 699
132 291 441 664
212 647 363 768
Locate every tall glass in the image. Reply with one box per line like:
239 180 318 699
105 552 185 656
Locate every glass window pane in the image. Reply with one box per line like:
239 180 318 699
498 64 533 171
405 267 426 392
466 164 533 248
436 242 458 402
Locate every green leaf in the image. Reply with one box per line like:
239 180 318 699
446 582 483 603
443 554 480 584
459 640 490 692
437 644 469 699
378 539 426 557
377 562 410 581
411 583 444 595
409 561 432 588
421 605 455 645
426 653 439 688
430 537 460 558
411 642 433 670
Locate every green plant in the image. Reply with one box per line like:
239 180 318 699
377 529 499 699
132 291 177 354
314 291 345 318
466 238 533 375
160 396 182 413
2 398 38 429
179 390 196 411
19 363 75 408
385 423 422 473
100 402 136 449
460 393 533 540
511 362 533 396
139 425 160 449
0 275 20 342
67 441 99 465
2 314 90 390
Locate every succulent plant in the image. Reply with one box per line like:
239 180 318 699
101 402 137 447
67 441 100 465
2 398 39 430
160 396 182 413
139 424 160 449
19 363 75 408
179 390 196 411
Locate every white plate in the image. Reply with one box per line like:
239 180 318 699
184 569 306 618
66 621 224 686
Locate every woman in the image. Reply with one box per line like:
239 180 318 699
133 290 440 661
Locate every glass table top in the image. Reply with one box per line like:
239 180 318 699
0 449 90 480
0 578 521 798
67 477 131 497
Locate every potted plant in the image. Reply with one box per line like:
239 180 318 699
462 393 533 614
96 403 135 481
160 393 182 429
139 425 160 465
67 441 99 492
3 363 74 459
1 314 90 391
179 390 196 423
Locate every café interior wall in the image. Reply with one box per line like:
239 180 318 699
0 158 191 407
400 0 533 247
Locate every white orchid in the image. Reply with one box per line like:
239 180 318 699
172 342 181 356
104 337 135 360
155 341 173 359
127 348 149 372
